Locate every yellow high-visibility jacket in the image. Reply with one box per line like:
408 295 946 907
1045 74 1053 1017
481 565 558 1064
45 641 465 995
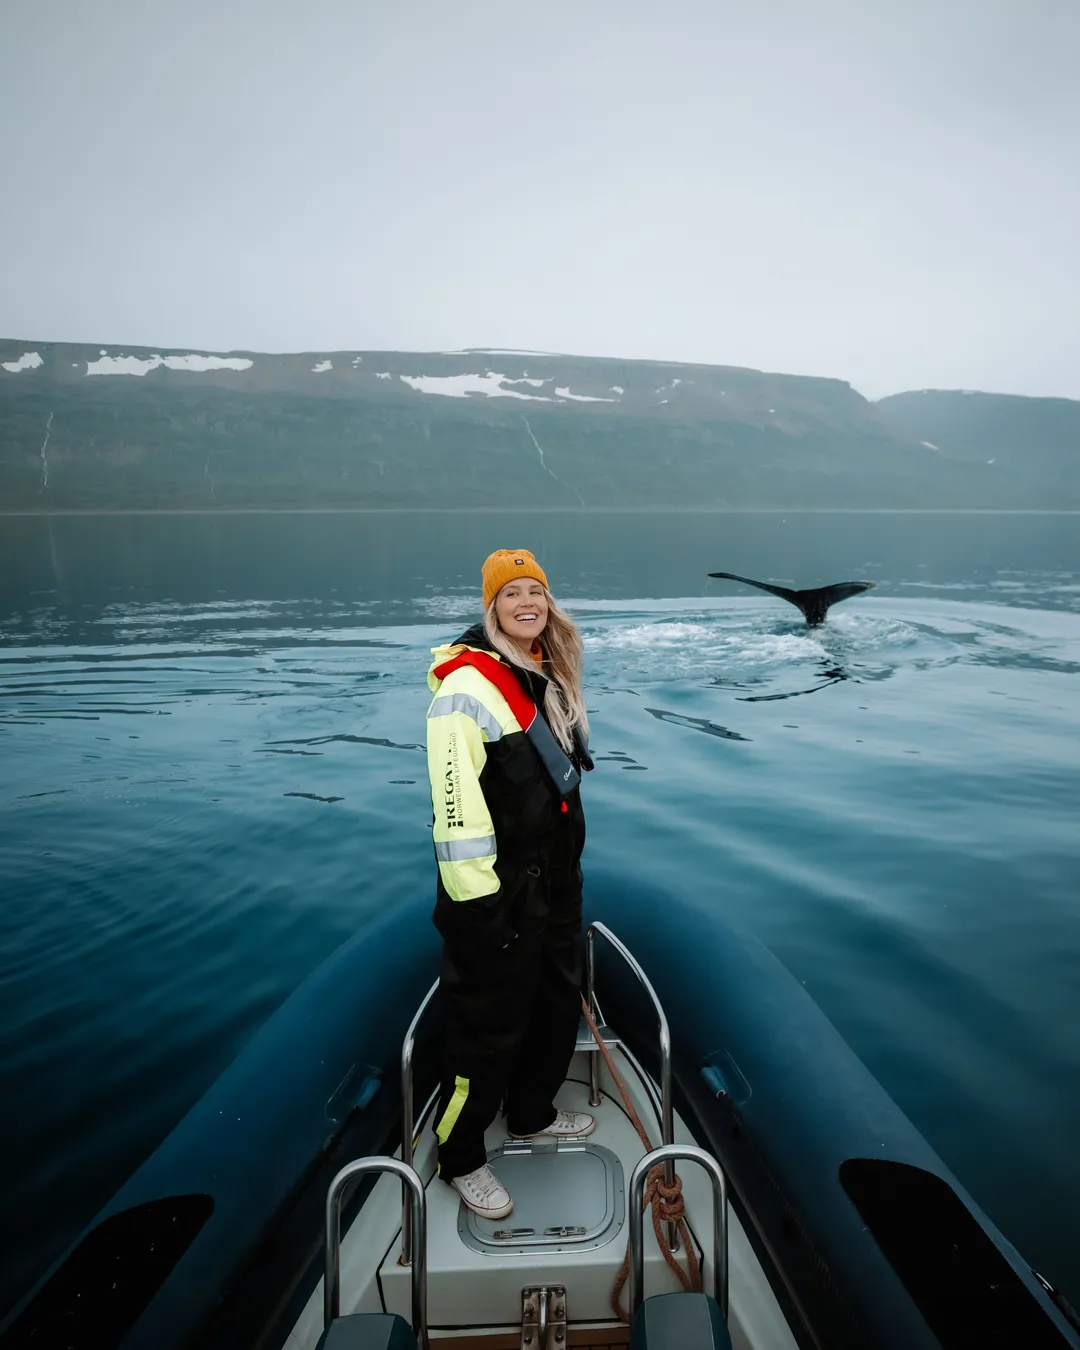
426 625 589 947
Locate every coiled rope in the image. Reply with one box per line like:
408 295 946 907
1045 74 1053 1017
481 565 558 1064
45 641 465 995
580 996 702 1322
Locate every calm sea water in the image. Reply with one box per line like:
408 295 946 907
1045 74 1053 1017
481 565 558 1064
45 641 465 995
1 510 1079 1314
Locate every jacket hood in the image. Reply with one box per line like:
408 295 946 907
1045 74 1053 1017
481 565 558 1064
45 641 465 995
427 624 501 693
454 622 496 653
427 622 548 693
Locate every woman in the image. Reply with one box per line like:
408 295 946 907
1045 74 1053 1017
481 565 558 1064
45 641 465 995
425 549 595 1219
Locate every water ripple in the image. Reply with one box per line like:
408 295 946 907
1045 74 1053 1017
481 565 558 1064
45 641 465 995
1 584 1079 1313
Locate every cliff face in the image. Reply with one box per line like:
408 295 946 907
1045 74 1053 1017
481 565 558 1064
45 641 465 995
875 390 1080 502
1 341 1073 508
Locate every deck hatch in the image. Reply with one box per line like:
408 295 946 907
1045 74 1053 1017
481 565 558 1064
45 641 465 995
457 1139 625 1257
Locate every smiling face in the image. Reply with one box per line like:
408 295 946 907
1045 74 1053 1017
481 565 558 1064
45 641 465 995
494 578 549 651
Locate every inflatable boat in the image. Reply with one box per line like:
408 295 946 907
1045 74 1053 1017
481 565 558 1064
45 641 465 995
3 872 1078 1350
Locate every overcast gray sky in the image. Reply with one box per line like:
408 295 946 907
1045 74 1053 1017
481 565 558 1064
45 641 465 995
2 0 1078 400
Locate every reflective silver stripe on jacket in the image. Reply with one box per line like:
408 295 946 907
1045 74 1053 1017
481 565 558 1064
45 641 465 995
427 693 504 743
434 834 498 862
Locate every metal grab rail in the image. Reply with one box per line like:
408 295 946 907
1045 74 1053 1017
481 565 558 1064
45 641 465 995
400 977 439 1266
324 1156 429 1350
585 921 678 1249
627 1144 729 1320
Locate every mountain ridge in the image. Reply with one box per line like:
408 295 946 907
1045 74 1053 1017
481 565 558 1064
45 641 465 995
2 340 1075 510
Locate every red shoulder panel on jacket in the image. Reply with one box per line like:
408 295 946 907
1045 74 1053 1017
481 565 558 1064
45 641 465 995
432 650 536 732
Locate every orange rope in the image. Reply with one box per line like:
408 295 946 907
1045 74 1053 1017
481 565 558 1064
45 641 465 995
580 996 702 1322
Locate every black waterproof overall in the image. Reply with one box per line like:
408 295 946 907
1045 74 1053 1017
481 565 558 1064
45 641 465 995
431 626 590 1181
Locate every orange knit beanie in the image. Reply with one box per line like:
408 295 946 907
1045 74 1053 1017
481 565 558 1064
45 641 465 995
481 549 550 610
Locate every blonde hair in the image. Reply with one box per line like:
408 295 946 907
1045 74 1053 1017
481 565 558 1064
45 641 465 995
484 590 589 754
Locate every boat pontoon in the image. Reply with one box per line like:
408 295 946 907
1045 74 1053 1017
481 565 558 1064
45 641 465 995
3 876 1078 1350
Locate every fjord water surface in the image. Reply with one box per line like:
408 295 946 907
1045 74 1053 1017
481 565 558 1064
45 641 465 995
1 510 1078 1312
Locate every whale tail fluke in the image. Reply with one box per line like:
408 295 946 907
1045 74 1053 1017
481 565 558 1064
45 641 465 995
708 572 801 605
708 572 876 626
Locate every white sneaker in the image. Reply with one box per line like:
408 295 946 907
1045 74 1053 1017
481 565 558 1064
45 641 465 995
451 1164 513 1220
523 1109 597 1139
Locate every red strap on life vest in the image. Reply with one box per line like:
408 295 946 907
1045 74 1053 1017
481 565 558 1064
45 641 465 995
432 649 537 732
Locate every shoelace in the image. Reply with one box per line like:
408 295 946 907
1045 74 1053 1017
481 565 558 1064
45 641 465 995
467 1166 501 1200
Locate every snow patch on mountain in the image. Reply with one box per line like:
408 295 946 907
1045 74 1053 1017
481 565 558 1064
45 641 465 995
85 353 254 376
2 351 43 373
555 386 615 402
399 372 552 400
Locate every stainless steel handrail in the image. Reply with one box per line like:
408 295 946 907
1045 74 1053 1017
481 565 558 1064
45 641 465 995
324 1155 428 1349
627 1143 729 1320
614 1037 665 1143
400 977 439 1266
585 921 678 1249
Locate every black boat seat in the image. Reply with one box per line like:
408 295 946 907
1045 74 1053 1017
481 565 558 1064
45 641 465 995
314 1312 417 1350
629 1292 733 1350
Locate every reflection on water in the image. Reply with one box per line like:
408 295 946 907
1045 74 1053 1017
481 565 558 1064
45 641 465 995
267 733 425 752
644 707 751 741
731 661 849 701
